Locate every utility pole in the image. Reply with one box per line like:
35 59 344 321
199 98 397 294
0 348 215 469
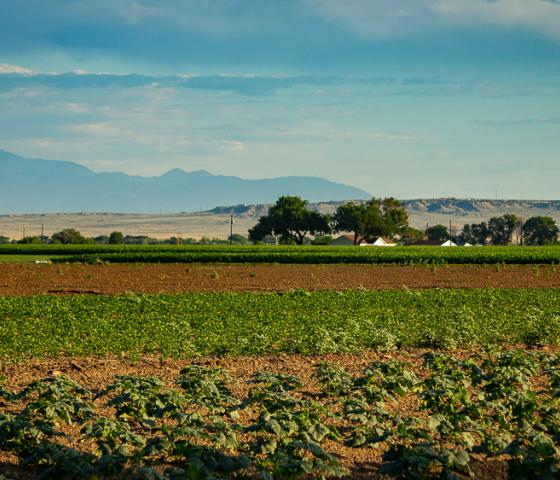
449 219 452 241
22 224 25 240
229 215 234 245
41 224 45 244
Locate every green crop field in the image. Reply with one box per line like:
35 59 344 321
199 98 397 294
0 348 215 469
1 289 559 478
1 289 559 359
2 244 560 265
1 349 559 479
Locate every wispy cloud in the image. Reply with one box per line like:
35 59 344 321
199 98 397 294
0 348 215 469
0 71 453 95
474 114 560 126
0 3 559 199
359 132 425 142
2 0 559 76
66 122 120 136
309 0 560 41
0 63 34 75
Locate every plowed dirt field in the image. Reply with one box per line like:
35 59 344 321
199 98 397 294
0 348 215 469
1 263 559 295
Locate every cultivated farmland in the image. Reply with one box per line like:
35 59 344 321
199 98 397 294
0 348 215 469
1 264 560 295
2 244 560 265
0 245 559 478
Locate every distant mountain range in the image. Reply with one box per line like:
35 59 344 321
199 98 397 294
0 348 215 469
403 198 560 217
208 198 560 231
0 149 370 213
210 198 560 218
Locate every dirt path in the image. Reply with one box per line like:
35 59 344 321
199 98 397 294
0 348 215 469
1 263 559 295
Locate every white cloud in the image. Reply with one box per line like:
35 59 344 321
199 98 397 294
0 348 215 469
220 140 247 154
308 0 560 41
54 0 287 36
0 63 34 75
362 132 425 142
66 122 120 136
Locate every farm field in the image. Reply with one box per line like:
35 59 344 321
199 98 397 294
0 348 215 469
1 263 560 295
0 347 558 479
2 244 560 265
1 251 560 478
1 289 559 358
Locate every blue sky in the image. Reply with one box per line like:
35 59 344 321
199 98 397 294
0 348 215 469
1 0 560 199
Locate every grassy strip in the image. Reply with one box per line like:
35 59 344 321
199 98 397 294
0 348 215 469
57 247 560 265
0 289 559 359
1 244 560 265
0 254 56 263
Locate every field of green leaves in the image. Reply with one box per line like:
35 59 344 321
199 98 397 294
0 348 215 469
1 349 558 479
1 289 559 359
1 244 560 265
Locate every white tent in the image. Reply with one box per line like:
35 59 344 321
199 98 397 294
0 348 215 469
440 240 457 247
372 237 397 247
463 242 473 247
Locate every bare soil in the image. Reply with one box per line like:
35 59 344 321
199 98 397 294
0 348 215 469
1 263 559 296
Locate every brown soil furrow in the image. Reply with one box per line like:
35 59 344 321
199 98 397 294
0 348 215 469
1 263 560 296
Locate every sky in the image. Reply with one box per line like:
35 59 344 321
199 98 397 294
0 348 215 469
1 0 560 199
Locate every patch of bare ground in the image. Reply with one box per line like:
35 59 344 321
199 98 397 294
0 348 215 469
1 263 560 295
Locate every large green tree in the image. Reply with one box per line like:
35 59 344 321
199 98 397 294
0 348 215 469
377 197 409 234
248 196 331 244
17 236 42 244
460 222 490 245
332 202 372 245
488 214 522 245
332 198 408 245
109 231 124 244
427 224 449 242
522 216 559 245
51 228 89 244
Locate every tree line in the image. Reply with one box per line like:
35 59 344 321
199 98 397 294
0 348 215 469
427 214 559 246
249 195 412 245
0 229 249 246
249 196 559 246
1 197 558 246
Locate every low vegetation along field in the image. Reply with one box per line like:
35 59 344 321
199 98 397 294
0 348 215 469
2 244 560 265
0 246 559 478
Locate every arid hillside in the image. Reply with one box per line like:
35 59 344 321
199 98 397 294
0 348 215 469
1 198 559 240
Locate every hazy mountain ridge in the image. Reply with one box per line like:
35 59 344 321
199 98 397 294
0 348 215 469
208 199 560 220
0 149 370 213
403 198 560 217
2 149 559 224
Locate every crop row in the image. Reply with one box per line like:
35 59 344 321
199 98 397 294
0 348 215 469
1 289 559 359
0 349 558 479
0 244 282 255
51 246 560 265
1 244 560 265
